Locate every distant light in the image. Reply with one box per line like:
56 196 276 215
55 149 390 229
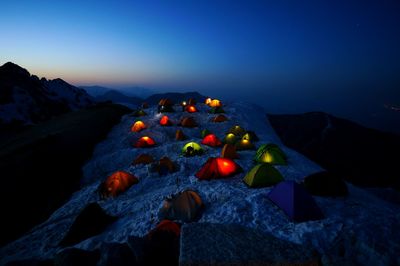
182 101 187 106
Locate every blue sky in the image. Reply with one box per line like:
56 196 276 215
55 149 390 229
1 1 400 131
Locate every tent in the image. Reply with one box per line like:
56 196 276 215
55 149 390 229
242 131 259 142
254 144 287 165
158 98 175 113
175 129 186 141
205 97 212 105
132 154 154 165
182 142 203 157
131 120 147 132
212 114 228 123
302 171 348 197
158 156 176 175
180 116 197 128
98 171 139 198
209 106 225 114
134 136 156 148
158 190 204 222
195 157 242 180
267 181 324 222
223 133 238 144
160 115 173 126
201 134 222 147
235 139 255 150
221 144 239 159
201 129 212 138
185 105 197 113
147 220 181 240
133 109 147 117
209 99 222 108
243 163 283 188
227 125 246 137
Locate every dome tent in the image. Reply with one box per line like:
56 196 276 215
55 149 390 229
243 163 283 188
227 125 246 137
131 120 147 132
180 116 198 128
195 157 242 180
134 136 156 148
235 139 255 150
158 98 175 113
175 129 186 141
254 144 287 165
223 133 238 144
242 131 259 142
267 181 324 222
132 154 154 165
160 115 173 126
158 190 204 223
201 134 222 147
98 171 139 198
212 114 228 123
182 142 204 157
221 144 239 159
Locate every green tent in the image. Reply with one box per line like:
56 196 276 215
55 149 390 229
243 163 284 188
201 129 212 138
132 109 147 117
254 144 287 165
227 125 246 137
235 139 255 150
242 131 259 142
208 106 225 114
223 133 238 144
182 142 204 157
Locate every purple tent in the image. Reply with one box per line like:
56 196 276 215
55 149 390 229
267 181 324 222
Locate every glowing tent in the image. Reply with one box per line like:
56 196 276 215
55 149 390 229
98 171 139 198
235 139 255 150
242 131 259 142
302 171 348 197
221 144 239 159
195 157 242 180
223 133 238 144
201 134 222 147
134 136 156 148
182 142 203 157
227 125 246 137
254 144 287 165
185 105 198 113
175 129 186 141
212 114 228 123
132 154 154 165
243 163 283 188
267 181 324 222
160 115 173 126
205 97 212 105
209 99 222 108
180 116 197 128
131 120 147 132
158 190 204 222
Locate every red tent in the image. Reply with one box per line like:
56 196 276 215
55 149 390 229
185 105 197 113
195 157 242 180
99 171 139 198
134 136 156 148
201 134 222 147
147 220 181 240
160 115 172 126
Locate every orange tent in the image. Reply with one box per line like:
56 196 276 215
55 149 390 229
205 97 212 105
134 136 156 148
99 171 139 198
212 114 228 123
185 105 197 113
201 134 222 147
180 116 197 128
195 157 242 180
160 115 173 126
175 129 186 141
221 144 239 159
131 120 147 132
132 154 154 165
209 99 222 108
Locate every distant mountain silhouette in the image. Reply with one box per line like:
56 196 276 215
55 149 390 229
268 112 400 189
0 62 93 129
80 85 112 97
145 91 206 104
95 90 143 105
81 85 155 99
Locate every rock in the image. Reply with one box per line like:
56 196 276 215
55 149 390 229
59 203 117 246
5 259 53 266
54 248 100 266
179 223 320 266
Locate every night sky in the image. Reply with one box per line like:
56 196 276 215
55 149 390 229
1 1 400 132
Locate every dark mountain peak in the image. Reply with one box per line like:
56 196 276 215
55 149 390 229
145 91 206 104
0 61 31 78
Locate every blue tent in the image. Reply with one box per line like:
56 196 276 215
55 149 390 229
267 181 324 222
